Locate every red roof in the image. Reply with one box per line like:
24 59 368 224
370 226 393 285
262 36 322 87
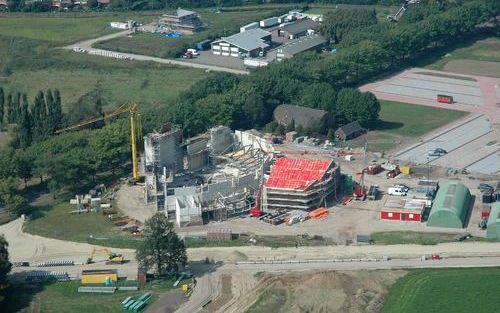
265 158 332 190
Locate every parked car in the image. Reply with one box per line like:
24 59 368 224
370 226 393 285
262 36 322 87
431 254 442 260
393 184 410 192
387 187 407 196
428 148 447 156
478 183 493 192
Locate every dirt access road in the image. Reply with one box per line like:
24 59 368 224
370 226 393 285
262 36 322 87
62 30 249 75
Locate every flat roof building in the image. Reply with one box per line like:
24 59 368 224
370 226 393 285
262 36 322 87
211 28 272 58
380 197 425 222
427 182 471 228
277 34 327 61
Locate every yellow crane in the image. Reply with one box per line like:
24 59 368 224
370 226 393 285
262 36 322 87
87 248 126 264
55 102 142 180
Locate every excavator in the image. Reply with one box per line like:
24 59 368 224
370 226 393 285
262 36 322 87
55 102 142 180
87 248 126 265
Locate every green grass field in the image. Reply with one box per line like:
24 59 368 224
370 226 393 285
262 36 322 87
424 37 500 70
0 12 161 44
370 100 467 138
2 63 206 111
382 268 500 313
3 278 184 313
24 194 141 249
371 231 460 245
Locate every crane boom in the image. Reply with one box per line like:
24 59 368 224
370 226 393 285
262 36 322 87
55 102 141 180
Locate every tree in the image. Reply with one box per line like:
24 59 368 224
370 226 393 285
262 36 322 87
0 235 11 290
320 8 377 44
0 87 4 130
136 214 187 276
17 94 32 149
0 177 28 216
336 89 380 124
6 94 13 124
15 151 33 187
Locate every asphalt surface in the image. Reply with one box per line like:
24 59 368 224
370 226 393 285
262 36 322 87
394 114 500 174
63 30 249 75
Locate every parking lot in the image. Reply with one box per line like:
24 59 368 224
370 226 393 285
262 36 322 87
394 114 500 175
373 72 485 106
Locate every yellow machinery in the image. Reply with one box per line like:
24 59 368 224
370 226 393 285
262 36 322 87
55 102 142 180
87 247 126 264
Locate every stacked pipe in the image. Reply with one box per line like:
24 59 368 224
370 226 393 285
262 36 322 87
36 260 74 267
26 271 70 281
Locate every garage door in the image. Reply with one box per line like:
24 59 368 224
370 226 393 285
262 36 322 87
212 50 221 55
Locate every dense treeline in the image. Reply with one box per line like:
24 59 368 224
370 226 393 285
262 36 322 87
1 0 401 12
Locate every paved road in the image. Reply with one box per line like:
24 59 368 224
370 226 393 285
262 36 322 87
63 30 249 75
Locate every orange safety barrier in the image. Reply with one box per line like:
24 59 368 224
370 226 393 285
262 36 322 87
308 208 329 218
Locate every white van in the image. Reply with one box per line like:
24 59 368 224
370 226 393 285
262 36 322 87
387 187 407 196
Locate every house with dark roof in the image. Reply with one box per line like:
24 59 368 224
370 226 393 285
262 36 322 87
211 28 272 58
335 121 366 141
277 18 319 39
273 104 334 132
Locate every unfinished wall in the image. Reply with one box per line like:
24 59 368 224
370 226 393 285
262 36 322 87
209 126 234 154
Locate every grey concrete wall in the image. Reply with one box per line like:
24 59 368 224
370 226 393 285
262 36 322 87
188 151 208 171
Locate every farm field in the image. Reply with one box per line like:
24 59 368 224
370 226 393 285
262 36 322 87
2 278 185 313
424 37 500 77
0 13 151 43
382 268 500 313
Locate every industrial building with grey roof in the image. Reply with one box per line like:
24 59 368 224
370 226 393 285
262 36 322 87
211 28 272 58
277 34 327 60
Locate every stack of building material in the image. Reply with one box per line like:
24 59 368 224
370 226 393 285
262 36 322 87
308 207 328 219
285 210 309 225
207 228 232 241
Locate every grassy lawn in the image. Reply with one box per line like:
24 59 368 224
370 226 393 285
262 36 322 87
371 231 460 245
2 64 205 112
382 268 500 313
0 12 161 44
24 195 142 249
245 289 288 313
3 278 185 313
424 37 500 71
367 100 467 138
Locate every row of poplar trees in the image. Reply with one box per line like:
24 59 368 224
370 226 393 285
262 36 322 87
0 87 63 149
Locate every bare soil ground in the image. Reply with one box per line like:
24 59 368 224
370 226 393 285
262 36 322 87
240 270 405 313
116 184 155 223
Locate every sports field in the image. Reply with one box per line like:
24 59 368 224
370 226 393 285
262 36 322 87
382 268 500 313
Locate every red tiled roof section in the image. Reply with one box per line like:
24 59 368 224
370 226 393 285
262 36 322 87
266 158 332 190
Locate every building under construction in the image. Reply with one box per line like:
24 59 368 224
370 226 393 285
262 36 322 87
263 158 341 211
143 125 269 227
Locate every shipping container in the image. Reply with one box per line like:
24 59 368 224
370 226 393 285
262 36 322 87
380 211 401 220
482 190 494 203
259 17 279 28
240 22 259 33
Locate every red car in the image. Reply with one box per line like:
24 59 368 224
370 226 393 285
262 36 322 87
431 254 442 260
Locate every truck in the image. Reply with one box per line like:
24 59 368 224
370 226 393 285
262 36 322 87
259 17 279 28
437 94 453 104
240 22 259 33
365 164 382 175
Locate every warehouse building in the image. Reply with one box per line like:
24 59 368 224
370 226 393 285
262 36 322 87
277 34 327 61
263 158 341 211
273 104 335 132
277 18 319 39
487 202 500 239
211 28 271 58
159 8 203 34
427 182 471 228
380 197 425 222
